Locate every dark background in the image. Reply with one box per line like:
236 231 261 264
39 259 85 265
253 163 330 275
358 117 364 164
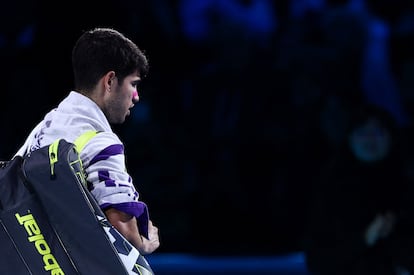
2 0 414 256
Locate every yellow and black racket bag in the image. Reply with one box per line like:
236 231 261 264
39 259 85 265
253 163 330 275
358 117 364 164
0 133 154 275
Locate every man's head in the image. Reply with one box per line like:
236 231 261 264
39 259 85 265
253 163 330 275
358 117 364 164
72 27 149 124
72 27 148 92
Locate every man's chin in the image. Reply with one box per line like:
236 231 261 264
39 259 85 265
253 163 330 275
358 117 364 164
109 118 126 125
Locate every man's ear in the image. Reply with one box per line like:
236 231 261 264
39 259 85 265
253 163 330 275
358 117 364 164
104 71 116 92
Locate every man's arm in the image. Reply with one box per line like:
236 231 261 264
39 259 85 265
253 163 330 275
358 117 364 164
105 208 160 255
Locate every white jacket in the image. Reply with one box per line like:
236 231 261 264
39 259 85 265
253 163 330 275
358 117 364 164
15 91 149 236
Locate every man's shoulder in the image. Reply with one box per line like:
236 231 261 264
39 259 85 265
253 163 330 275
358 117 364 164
79 131 125 166
81 131 124 154
87 131 122 144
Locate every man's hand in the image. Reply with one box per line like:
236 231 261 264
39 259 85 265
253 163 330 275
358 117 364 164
105 208 160 255
140 220 160 255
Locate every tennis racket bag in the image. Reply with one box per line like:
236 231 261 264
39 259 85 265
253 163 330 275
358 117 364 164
0 133 154 275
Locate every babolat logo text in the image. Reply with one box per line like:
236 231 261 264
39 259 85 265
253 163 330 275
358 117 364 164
15 212 64 275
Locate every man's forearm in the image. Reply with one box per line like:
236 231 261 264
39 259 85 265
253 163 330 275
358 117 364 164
104 207 145 252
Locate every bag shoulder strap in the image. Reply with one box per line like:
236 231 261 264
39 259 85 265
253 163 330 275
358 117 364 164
73 130 99 153
48 130 99 178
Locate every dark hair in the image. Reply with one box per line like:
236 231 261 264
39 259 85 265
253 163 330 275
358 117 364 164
71 27 149 92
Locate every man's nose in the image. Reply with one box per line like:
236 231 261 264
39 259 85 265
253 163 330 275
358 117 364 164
132 90 139 103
